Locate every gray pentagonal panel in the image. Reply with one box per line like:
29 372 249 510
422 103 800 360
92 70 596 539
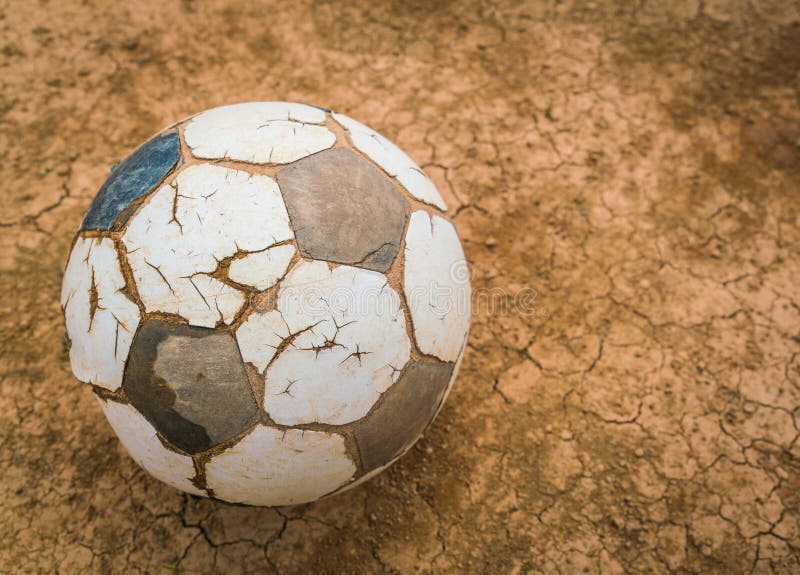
276 147 408 272
122 319 259 454
354 359 453 472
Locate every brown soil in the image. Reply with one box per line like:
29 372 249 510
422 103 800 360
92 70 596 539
2 1 799 573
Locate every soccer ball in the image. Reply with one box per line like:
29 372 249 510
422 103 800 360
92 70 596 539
61 102 470 506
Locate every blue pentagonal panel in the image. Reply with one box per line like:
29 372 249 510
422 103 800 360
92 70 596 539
80 130 181 230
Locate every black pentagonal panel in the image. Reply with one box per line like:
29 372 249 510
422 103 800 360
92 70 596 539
277 147 408 273
122 319 259 454
353 359 453 472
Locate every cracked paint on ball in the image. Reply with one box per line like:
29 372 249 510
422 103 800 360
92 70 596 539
184 102 335 164
122 164 293 328
61 237 140 391
227 243 295 291
62 101 470 506
404 211 471 362
239 259 412 426
205 425 356 506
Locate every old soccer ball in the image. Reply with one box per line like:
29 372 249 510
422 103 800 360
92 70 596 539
61 102 470 506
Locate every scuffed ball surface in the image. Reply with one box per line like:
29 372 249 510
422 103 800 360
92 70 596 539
61 102 470 506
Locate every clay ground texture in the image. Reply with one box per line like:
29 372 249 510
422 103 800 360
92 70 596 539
1 0 799 574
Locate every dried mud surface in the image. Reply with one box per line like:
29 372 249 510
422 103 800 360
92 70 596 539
2 1 800 573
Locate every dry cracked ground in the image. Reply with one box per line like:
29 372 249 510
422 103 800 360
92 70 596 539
1 0 799 573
